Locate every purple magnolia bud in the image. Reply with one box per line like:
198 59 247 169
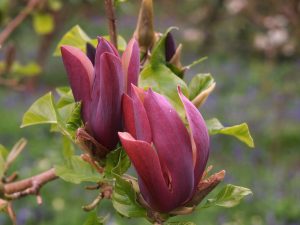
119 85 210 212
165 32 176 62
86 42 96 65
61 37 140 154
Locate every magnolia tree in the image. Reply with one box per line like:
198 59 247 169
0 0 254 224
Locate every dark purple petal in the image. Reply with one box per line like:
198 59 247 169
86 42 96 65
118 132 176 212
143 89 194 205
90 52 124 150
178 87 210 188
122 39 140 95
60 45 94 122
165 32 176 62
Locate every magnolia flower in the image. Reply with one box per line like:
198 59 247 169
61 37 139 152
118 85 210 212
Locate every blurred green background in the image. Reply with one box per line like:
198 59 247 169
0 0 300 224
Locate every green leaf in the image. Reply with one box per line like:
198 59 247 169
139 64 188 118
105 147 130 178
112 176 147 218
66 102 82 132
11 62 41 77
188 73 215 100
166 222 196 225
109 148 145 218
21 92 57 128
62 136 74 161
206 118 254 148
53 25 127 56
55 156 103 184
83 211 104 225
53 25 92 56
33 13 54 35
56 87 74 108
56 86 71 97
201 184 252 208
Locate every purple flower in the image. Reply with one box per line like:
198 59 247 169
61 37 139 151
118 85 210 212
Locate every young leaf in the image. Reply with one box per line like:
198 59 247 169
66 102 82 132
189 73 216 108
112 176 147 218
56 87 74 108
56 86 71 97
62 136 74 161
206 118 254 148
33 13 54 35
201 184 252 208
109 148 145 218
105 147 131 178
188 73 215 100
21 92 57 128
55 156 103 184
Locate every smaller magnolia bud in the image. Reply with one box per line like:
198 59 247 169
86 43 96 65
134 0 156 53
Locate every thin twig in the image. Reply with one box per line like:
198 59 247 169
104 0 118 48
0 0 41 47
3 168 58 201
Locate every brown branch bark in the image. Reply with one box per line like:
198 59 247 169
3 168 58 200
0 0 41 47
104 0 118 48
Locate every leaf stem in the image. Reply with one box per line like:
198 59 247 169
0 0 41 47
2 168 57 202
104 0 118 48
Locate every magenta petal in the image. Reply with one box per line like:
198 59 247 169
61 45 94 122
122 39 140 95
118 132 177 212
143 89 194 204
122 94 137 137
178 87 210 188
97 37 119 57
90 52 124 149
122 89 152 142
130 85 152 142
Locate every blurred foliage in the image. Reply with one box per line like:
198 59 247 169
0 0 299 225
